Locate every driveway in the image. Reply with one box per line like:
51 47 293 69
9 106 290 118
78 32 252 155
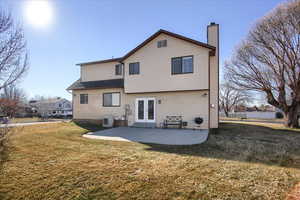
83 127 208 145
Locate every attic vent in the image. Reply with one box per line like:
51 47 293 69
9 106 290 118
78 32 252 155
157 40 167 48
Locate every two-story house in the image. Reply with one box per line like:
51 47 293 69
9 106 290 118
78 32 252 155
29 97 72 118
67 23 219 129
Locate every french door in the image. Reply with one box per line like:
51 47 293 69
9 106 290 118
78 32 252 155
135 98 155 123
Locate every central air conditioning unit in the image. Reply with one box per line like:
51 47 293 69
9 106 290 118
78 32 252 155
102 115 114 128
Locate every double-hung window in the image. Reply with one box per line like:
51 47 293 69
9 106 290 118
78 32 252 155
171 56 193 74
115 64 122 75
80 94 88 104
129 62 140 75
103 92 120 107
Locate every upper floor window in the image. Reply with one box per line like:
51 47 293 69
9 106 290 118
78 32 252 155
157 40 167 48
115 64 122 75
80 94 88 104
171 56 193 74
103 92 120 107
129 62 140 75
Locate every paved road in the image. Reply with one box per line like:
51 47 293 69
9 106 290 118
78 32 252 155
0 120 68 128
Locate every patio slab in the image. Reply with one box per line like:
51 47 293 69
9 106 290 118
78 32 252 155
83 127 209 145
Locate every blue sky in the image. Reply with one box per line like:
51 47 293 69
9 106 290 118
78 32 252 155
1 0 284 100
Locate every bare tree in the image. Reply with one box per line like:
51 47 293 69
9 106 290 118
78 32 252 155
0 8 28 160
225 0 300 127
219 82 251 117
0 84 26 117
0 10 28 89
1 84 26 102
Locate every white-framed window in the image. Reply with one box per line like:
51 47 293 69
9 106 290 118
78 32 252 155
103 92 120 107
80 94 88 104
171 56 193 74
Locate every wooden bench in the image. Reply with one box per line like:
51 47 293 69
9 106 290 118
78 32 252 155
163 116 183 129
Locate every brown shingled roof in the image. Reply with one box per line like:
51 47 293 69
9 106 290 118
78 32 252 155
67 79 124 90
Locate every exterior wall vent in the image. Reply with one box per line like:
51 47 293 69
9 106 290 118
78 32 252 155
157 40 167 48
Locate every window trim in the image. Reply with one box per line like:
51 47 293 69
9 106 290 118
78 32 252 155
115 64 122 75
129 62 140 75
157 40 167 48
80 94 88 104
102 92 121 107
171 55 194 75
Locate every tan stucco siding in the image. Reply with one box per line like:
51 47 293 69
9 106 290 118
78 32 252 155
123 33 210 93
73 89 209 129
208 25 219 128
125 90 209 129
73 88 125 120
81 61 122 82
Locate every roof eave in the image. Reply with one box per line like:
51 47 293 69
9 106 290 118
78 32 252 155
69 86 124 90
76 57 122 66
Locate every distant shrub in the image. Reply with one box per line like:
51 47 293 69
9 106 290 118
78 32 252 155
275 112 284 119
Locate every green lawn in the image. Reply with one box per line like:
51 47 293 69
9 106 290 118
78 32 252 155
0 122 300 200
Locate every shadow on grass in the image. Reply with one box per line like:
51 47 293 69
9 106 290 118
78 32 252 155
0 127 11 171
73 121 105 133
0 143 10 199
144 123 300 169
0 145 9 172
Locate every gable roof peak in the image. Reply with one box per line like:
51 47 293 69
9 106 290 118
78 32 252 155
120 29 215 61
76 28 216 66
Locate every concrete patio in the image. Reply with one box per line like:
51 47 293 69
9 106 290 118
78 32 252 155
83 127 209 145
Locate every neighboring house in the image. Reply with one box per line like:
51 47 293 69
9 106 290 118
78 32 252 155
67 23 219 129
233 105 247 112
29 97 72 117
221 104 279 119
14 103 34 117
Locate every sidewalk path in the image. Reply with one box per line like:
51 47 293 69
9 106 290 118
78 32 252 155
0 120 69 128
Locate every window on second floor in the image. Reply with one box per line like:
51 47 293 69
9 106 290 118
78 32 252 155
129 62 140 75
80 94 88 104
157 40 167 48
171 56 193 75
115 64 122 75
103 92 120 107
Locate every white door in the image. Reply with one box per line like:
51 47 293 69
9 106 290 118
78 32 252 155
135 98 155 123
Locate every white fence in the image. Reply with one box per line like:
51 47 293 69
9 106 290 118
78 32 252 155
220 111 277 119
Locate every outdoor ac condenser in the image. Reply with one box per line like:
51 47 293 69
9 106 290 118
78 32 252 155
103 115 114 128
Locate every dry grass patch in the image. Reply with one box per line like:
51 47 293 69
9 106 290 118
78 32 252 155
0 122 299 199
286 182 300 200
11 117 43 123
